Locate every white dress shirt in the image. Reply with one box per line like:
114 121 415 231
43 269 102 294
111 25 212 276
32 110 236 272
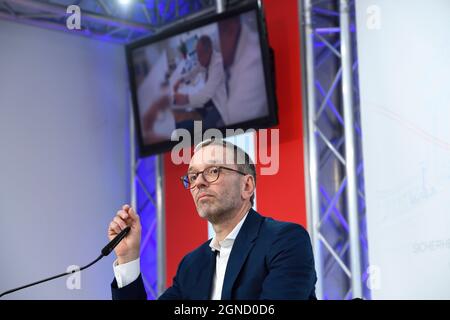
113 257 140 289
113 212 249 300
209 212 248 300
224 22 269 125
181 50 229 124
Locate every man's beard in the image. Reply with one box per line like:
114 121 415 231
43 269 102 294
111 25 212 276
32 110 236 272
196 196 239 224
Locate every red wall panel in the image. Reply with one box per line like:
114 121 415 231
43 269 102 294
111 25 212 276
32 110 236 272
163 153 207 287
255 0 308 227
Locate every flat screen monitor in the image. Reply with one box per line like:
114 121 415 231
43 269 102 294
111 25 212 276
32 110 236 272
126 1 278 156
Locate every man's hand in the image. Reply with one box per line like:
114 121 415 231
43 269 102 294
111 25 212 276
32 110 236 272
174 93 189 105
173 78 183 93
108 204 141 265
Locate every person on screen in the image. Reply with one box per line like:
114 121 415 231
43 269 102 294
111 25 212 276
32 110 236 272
108 138 317 300
172 35 228 130
217 15 269 125
140 36 227 141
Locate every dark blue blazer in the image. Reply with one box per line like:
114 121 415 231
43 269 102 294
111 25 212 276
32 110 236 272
112 209 317 300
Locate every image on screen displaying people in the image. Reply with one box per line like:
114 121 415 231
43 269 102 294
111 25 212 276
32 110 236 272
134 11 270 144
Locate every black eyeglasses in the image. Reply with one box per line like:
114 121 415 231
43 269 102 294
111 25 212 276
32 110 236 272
180 166 247 189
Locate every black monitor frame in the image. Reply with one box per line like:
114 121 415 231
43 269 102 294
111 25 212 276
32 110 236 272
125 0 278 157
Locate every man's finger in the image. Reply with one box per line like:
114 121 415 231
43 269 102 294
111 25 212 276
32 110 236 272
128 207 139 220
109 221 121 235
113 216 127 230
117 210 129 220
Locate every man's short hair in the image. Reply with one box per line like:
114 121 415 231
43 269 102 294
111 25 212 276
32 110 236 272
197 35 213 53
194 138 256 205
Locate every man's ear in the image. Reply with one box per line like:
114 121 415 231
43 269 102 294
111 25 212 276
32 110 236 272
241 175 255 201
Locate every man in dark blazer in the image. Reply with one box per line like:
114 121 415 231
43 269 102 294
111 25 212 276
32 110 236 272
108 139 317 300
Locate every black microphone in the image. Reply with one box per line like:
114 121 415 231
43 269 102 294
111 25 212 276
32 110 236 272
0 226 131 298
102 226 131 256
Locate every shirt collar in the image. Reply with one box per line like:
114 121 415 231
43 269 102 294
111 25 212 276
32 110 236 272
209 211 249 252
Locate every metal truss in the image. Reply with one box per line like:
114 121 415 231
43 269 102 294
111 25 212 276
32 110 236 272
300 0 369 299
0 0 216 43
129 95 167 299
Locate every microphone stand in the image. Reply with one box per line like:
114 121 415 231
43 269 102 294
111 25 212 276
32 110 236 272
0 226 131 298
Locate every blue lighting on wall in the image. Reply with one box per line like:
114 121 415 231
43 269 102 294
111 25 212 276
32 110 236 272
136 155 158 299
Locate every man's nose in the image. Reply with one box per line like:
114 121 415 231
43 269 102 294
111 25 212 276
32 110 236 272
194 173 209 189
